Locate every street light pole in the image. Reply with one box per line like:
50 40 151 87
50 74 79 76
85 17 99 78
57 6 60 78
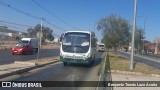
130 0 137 70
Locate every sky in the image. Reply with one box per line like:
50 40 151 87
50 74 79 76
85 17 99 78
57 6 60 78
0 0 160 42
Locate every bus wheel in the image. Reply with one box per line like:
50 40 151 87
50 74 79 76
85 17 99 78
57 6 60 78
63 62 68 66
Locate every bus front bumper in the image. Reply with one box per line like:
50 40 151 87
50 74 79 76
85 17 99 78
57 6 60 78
60 56 92 64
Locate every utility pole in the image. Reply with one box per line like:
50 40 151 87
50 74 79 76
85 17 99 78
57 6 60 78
37 18 43 62
130 0 137 70
138 16 150 51
40 18 43 48
154 37 159 54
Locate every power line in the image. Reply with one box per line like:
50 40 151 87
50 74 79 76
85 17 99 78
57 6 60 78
32 0 80 30
0 20 33 27
0 1 40 20
43 19 67 31
0 1 66 35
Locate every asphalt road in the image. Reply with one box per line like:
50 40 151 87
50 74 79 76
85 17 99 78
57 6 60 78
0 49 60 65
142 53 160 59
118 51 160 69
0 52 107 90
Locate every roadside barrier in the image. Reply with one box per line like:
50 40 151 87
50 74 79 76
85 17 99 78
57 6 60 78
96 52 107 90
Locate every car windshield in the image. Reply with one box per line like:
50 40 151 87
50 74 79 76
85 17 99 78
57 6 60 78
99 45 105 47
62 32 90 53
16 43 25 48
19 40 29 44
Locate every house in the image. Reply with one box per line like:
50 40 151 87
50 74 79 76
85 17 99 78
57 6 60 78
143 38 160 54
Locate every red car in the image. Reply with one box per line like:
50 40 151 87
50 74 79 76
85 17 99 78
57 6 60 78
12 44 33 55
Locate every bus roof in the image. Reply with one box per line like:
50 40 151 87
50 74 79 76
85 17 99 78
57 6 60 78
64 31 91 34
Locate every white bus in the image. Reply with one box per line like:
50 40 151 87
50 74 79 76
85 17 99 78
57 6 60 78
60 31 96 66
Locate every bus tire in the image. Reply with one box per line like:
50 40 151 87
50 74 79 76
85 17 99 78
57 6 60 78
63 62 68 66
91 55 95 63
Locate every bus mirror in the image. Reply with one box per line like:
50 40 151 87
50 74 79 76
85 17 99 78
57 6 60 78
60 37 62 42
60 33 64 42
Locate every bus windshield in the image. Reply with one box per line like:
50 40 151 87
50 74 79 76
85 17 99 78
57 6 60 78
62 32 90 53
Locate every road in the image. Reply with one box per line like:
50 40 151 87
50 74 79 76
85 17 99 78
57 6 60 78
118 51 160 69
0 48 60 65
0 52 108 90
142 53 160 59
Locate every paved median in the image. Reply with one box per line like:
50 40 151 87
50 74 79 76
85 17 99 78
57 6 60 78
0 56 59 79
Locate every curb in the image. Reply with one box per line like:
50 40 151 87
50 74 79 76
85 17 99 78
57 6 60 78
110 70 160 77
111 70 143 75
0 60 59 79
14 61 37 66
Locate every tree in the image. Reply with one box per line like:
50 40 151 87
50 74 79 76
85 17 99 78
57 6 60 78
97 15 130 50
134 27 144 52
91 32 98 47
27 24 54 43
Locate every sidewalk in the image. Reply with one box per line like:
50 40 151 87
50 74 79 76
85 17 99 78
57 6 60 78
108 72 160 90
0 57 59 79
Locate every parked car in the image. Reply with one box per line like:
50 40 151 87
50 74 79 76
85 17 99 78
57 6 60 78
12 44 33 55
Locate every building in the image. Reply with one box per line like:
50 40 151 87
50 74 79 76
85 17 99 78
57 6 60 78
143 38 160 54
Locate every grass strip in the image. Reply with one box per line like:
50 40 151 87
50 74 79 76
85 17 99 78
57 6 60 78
108 52 160 75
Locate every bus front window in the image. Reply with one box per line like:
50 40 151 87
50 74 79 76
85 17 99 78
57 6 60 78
62 32 90 53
